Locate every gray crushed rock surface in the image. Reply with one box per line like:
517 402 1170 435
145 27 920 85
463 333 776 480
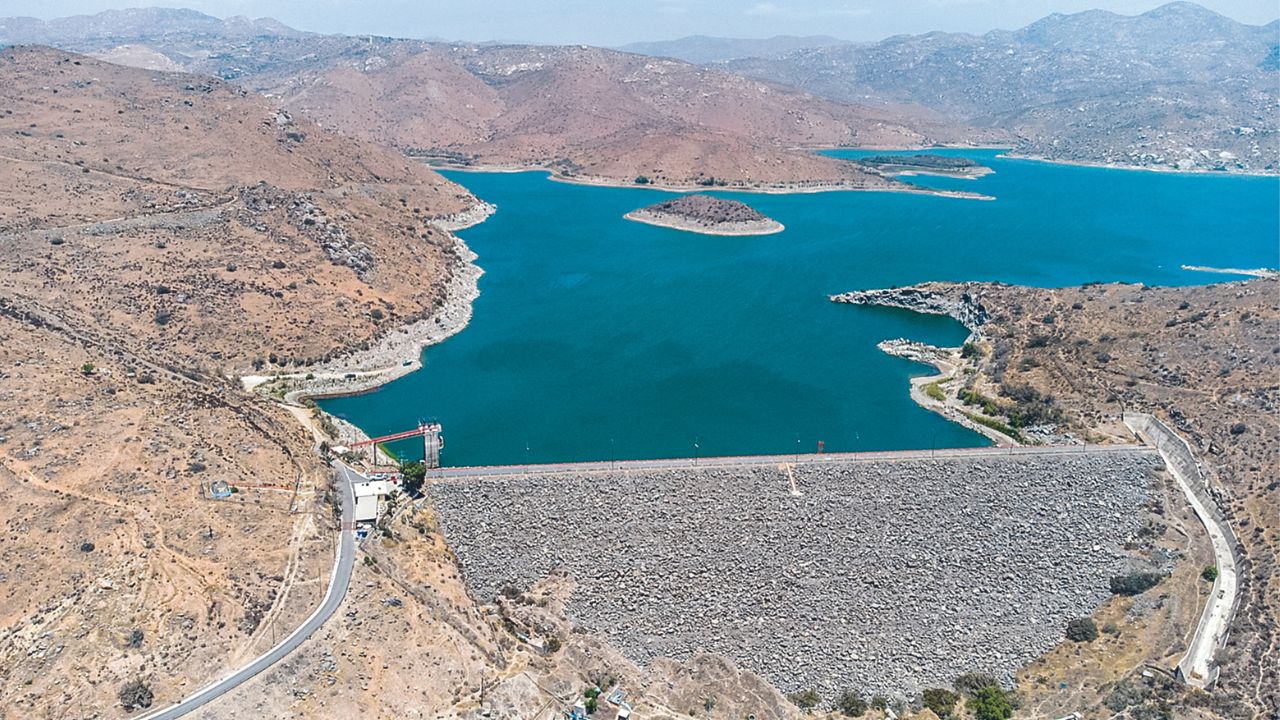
428 452 1158 696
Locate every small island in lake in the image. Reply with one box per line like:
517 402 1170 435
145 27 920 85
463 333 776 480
858 154 993 178
624 194 784 236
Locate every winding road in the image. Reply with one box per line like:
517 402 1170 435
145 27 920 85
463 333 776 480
135 462 360 720
1124 412 1238 687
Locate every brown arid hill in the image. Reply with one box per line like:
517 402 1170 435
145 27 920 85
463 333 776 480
0 9 1003 189
0 45 475 717
240 39 995 189
0 45 481 369
838 278 1277 718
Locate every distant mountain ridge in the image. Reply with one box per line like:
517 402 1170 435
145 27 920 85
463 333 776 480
724 1 1279 172
1 3 1273 175
0 7 992 189
616 34 847 64
0 7 304 46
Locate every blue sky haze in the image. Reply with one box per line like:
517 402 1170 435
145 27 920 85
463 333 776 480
6 0 1277 45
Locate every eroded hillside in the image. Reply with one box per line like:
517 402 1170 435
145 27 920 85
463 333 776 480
0 46 479 716
235 40 990 188
0 10 1000 190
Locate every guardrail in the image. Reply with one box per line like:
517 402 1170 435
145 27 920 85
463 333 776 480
1123 412 1240 688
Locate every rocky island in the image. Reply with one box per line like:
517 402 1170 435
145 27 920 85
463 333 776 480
624 194 784 235
858 153 993 178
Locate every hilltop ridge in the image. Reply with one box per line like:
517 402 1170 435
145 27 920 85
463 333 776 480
0 8 997 190
0 45 493 716
722 1 1278 173
616 34 847 64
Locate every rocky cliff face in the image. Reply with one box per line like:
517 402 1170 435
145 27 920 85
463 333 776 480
830 284 991 332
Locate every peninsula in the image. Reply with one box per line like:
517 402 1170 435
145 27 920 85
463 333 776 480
624 194 784 235
858 154 993 178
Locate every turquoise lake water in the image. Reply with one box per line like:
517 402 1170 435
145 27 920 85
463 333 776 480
322 150 1279 466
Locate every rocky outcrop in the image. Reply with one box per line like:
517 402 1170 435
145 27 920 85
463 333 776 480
830 284 991 332
428 200 497 232
238 184 376 276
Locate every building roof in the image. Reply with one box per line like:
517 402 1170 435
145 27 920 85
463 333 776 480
353 479 393 498
354 493 380 523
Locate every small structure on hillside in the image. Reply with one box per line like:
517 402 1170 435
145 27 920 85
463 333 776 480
209 480 232 499
353 478 395 523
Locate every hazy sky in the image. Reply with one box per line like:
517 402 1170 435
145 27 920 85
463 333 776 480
10 0 1279 45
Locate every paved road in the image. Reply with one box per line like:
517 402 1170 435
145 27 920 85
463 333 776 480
430 442 1154 481
136 463 359 720
1124 413 1238 687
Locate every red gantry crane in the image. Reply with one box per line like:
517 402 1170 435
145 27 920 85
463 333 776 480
349 422 444 468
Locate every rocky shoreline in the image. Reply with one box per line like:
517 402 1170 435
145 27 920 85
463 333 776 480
423 160 998 199
1001 152 1280 177
624 209 784 236
874 338 1017 445
427 200 496 232
831 285 991 331
241 201 493 407
552 171 995 200
858 154 995 180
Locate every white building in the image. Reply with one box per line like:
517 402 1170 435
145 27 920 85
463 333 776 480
352 479 394 523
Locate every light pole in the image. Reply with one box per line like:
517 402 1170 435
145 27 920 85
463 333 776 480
795 433 800 465
610 438 616 470
694 437 700 466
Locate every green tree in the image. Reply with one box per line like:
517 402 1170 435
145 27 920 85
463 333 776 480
969 686 1014 720
787 688 821 713
1201 565 1218 581
836 689 868 717
119 680 154 711
1065 617 1099 642
1109 571 1164 596
399 460 427 496
922 688 958 718
954 673 999 698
